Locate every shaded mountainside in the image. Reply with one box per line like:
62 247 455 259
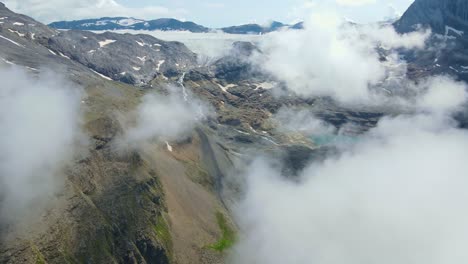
394 0 468 82
395 0 468 34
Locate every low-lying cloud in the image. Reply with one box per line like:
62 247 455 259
231 109 468 264
255 13 430 104
273 107 336 135
229 9 468 263
122 87 211 148
0 67 84 226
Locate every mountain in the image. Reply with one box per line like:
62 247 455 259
49 17 302 34
49 17 210 33
393 0 468 82
220 21 294 34
395 0 468 35
0 3 368 263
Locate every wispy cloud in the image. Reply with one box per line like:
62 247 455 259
0 67 85 226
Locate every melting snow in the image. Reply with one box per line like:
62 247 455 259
8 29 25 37
26 66 39 71
216 83 237 92
178 72 189 101
12 22 24 26
137 56 147 62
0 34 24 47
254 82 276 90
165 141 173 152
58 52 71 59
120 72 126 75
1 58 15 65
98 39 116 47
0 17 7 20
156 60 165 71
90 69 112 80
88 50 96 53
48 49 57 55
133 66 141 71
117 18 144 26
136 40 146 46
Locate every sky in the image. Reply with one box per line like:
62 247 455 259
3 0 415 27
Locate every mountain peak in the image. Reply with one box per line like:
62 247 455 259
395 0 468 35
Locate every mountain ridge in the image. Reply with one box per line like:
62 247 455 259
48 17 303 34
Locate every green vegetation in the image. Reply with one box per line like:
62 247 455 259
31 245 47 264
208 212 236 252
153 214 172 252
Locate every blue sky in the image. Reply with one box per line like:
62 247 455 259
4 0 415 27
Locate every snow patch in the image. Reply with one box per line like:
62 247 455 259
254 82 276 90
58 52 71 59
136 40 146 46
133 66 141 71
137 56 147 62
156 60 165 71
1 58 15 65
98 39 116 48
48 49 57 55
12 22 24 26
118 18 144 26
90 69 112 80
8 29 25 37
0 34 24 47
216 83 237 92
165 141 173 152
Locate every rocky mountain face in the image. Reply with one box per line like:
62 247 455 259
395 0 468 35
48 17 302 35
394 0 468 83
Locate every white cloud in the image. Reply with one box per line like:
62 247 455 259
3 0 188 23
273 107 336 135
121 87 211 148
0 67 85 225
231 111 468 264
254 12 430 104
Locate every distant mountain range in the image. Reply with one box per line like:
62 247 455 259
48 17 303 34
